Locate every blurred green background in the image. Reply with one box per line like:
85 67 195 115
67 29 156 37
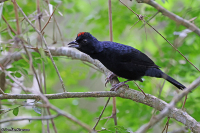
1 0 200 132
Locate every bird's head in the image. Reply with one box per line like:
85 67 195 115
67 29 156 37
68 32 102 54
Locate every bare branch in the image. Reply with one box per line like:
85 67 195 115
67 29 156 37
0 114 60 124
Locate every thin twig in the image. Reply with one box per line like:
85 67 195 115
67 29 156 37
108 0 113 42
41 5 58 32
12 0 20 35
93 97 111 130
145 22 200 72
5 72 30 93
129 20 140 30
119 0 139 18
0 114 60 124
2 15 17 35
140 11 159 29
52 14 57 44
112 97 117 126
43 62 47 94
47 108 58 133
133 81 147 97
53 15 65 46
162 117 170 133
32 65 43 93
108 0 118 129
181 94 187 110
49 104 92 132
165 119 169 133
36 0 43 48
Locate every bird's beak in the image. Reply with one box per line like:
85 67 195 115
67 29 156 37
68 40 80 48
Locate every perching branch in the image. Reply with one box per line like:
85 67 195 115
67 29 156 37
0 47 200 132
0 88 200 132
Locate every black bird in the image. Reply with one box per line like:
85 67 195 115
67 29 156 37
68 32 186 90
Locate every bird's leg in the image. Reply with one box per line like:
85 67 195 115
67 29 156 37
110 80 130 91
105 72 117 87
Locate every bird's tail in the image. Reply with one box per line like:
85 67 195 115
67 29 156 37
165 74 186 90
145 68 186 90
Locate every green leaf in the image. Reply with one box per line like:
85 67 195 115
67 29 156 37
115 125 129 133
15 72 22 78
6 67 17 72
13 59 29 68
35 59 42 64
10 73 15 76
13 107 19 116
32 52 41 58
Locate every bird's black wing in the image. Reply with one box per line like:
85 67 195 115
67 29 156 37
111 42 159 68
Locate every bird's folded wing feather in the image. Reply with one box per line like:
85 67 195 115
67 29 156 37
116 44 159 68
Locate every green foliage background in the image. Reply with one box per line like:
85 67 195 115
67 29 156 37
1 0 200 132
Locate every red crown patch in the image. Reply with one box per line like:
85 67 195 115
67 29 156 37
77 32 85 37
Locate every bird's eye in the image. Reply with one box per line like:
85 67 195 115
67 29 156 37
83 39 87 43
